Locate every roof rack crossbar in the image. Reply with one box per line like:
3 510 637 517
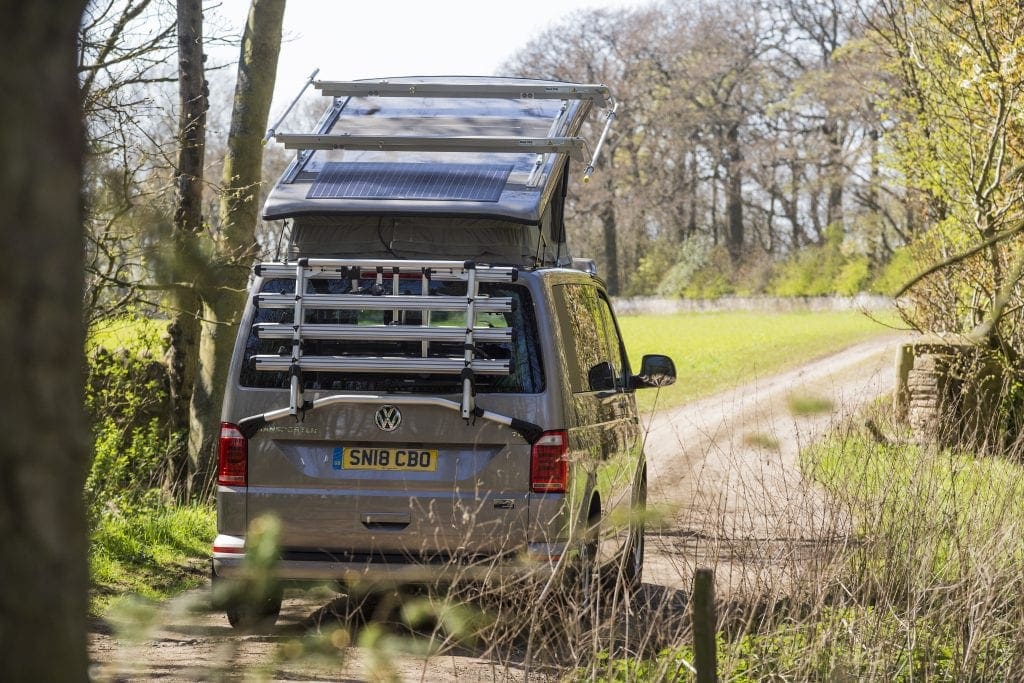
314 80 613 108
274 134 587 161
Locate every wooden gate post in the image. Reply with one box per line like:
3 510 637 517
692 568 718 683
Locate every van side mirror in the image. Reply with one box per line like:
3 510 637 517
631 354 676 389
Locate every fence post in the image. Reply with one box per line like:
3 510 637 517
692 568 717 683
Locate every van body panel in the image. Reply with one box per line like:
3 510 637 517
217 265 647 580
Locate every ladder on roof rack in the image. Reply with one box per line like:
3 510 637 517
237 258 543 444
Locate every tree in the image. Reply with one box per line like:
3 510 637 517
0 2 90 680
187 0 285 483
165 0 209 490
505 7 667 294
79 0 178 325
870 0 1024 342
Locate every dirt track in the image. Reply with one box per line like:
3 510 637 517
88 334 906 681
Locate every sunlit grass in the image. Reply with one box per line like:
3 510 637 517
805 433 1024 581
90 504 216 615
618 310 900 412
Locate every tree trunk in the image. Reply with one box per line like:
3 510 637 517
0 2 89 680
725 123 744 262
787 159 804 248
600 200 620 296
188 0 285 488
711 164 720 246
685 150 698 239
168 0 208 495
824 117 844 229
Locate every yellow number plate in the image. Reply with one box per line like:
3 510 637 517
338 447 438 472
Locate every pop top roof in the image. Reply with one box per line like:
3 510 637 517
262 76 613 224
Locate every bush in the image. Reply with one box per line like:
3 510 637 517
85 317 183 519
683 246 736 298
834 255 872 295
625 236 714 297
769 225 847 296
870 246 917 295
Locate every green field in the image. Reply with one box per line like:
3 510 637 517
617 310 899 412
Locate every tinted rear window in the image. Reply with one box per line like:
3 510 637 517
239 277 544 394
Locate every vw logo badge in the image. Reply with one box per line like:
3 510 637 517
374 405 402 432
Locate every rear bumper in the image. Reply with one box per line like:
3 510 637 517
212 535 568 585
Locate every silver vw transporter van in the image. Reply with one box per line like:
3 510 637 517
212 77 676 627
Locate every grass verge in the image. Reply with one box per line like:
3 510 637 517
90 504 216 615
586 412 1024 680
618 310 898 412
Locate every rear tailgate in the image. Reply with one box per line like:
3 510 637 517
246 401 530 558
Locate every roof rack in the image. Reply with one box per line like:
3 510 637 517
265 75 618 191
238 257 543 444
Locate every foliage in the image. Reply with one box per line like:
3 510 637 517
626 237 715 298
870 246 916 296
85 316 184 515
869 0 1024 441
618 310 898 412
682 247 737 299
770 225 851 296
506 2 906 296
834 255 872 295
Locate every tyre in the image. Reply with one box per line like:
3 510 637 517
563 514 600 623
213 571 283 632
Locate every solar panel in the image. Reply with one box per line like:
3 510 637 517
307 162 512 202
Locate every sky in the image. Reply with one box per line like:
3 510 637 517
208 0 649 119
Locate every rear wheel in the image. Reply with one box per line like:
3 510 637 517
213 572 283 632
564 514 600 623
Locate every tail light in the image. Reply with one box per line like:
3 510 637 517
218 422 247 487
530 430 568 493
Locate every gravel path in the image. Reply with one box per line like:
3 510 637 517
642 335 905 598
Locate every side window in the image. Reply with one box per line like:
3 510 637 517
596 294 630 390
554 283 616 393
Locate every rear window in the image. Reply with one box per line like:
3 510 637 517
239 277 544 394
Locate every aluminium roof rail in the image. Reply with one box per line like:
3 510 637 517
238 258 543 444
313 80 613 108
274 133 588 161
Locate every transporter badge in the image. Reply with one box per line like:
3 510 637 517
374 405 402 432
